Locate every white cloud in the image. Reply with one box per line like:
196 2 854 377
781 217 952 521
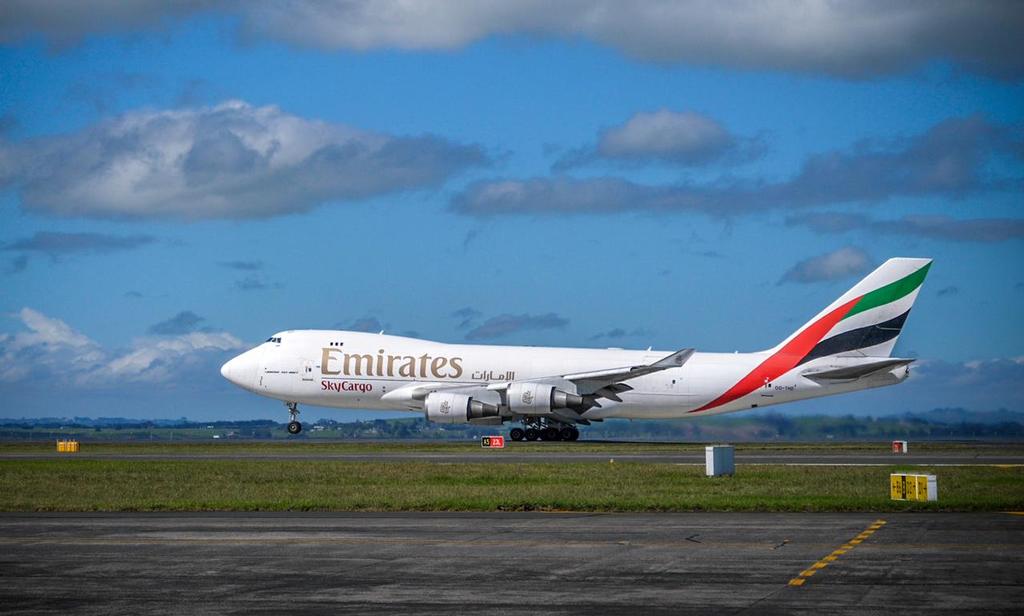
102 332 242 385
2 1 1022 79
599 110 734 162
779 247 872 284
555 109 759 169
0 100 487 220
0 308 243 386
900 357 1024 410
455 116 1021 217
0 308 105 381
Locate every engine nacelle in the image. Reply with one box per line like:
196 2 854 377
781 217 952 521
424 390 502 424
506 382 583 415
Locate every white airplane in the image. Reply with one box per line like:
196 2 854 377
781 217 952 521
221 257 930 441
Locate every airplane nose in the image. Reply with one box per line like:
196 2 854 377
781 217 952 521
220 349 259 389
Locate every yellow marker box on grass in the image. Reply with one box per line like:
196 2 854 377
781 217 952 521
890 473 936 501
56 440 80 453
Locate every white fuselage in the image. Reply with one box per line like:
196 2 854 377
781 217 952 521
221 330 907 420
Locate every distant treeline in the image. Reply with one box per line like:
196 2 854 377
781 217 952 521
1 408 1022 441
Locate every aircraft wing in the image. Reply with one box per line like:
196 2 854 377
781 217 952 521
488 348 695 400
382 348 695 413
560 348 695 396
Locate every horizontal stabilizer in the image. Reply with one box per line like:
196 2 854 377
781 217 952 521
802 358 914 382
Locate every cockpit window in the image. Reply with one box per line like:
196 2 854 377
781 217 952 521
266 337 282 343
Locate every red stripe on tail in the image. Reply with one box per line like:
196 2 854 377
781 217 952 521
690 296 861 413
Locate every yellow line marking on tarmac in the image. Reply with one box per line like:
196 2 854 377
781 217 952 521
788 519 885 588
1006 511 1024 516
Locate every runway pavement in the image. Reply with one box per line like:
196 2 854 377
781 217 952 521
1 512 1021 615
2 450 1022 465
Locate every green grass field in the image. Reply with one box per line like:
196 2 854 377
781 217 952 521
2 439 1020 455
1 456 1020 513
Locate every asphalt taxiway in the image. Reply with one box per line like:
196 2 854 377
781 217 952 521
2 450 1022 465
1 512 1021 615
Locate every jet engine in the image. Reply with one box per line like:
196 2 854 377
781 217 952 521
506 382 584 415
424 390 502 424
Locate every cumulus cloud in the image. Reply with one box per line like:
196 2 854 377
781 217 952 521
555 110 760 170
0 1 207 48
2 232 155 258
454 177 650 216
0 100 488 220
102 332 242 385
454 116 1022 216
910 357 1024 399
779 247 872 284
148 311 205 335
0 307 243 386
465 313 568 340
0 308 105 382
787 212 1024 243
4 2 1023 79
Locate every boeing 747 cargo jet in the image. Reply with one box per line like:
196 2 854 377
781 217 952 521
221 258 931 441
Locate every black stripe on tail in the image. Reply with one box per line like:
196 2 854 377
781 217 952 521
797 310 910 366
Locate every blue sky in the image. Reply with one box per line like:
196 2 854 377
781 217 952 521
1 2 1022 421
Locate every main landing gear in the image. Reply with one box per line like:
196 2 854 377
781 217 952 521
285 401 302 435
509 418 579 442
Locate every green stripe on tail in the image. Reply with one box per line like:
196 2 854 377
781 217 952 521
844 262 931 320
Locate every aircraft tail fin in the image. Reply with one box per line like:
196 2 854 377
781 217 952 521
768 257 931 364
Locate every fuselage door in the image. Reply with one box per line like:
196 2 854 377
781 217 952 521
301 359 315 382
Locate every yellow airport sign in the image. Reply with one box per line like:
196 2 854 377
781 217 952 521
56 440 80 453
890 473 936 501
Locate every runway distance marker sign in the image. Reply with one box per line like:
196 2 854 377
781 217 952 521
481 436 505 449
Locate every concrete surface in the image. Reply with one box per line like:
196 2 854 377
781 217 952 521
1 512 1021 615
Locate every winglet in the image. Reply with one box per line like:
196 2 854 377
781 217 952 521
652 348 695 369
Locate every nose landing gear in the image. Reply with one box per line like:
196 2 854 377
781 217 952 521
285 401 301 435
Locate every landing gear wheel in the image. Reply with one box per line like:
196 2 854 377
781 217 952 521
559 426 576 441
510 428 525 441
568 427 580 441
525 428 539 441
284 401 301 436
542 426 559 441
